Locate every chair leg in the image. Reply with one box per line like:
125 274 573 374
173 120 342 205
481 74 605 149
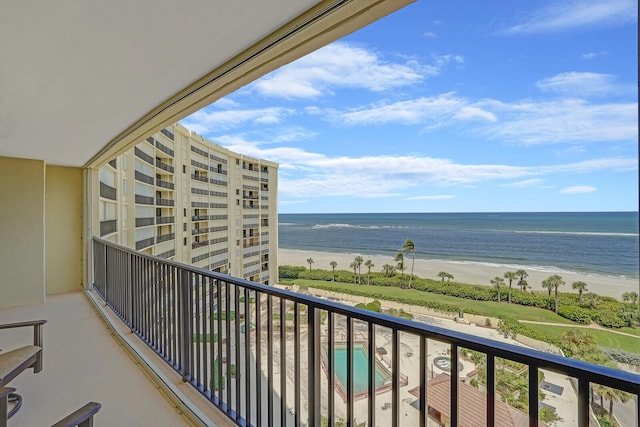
7 393 22 419
0 387 16 427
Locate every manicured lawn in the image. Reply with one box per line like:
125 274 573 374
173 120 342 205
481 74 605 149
619 326 640 336
294 279 576 324
524 324 640 353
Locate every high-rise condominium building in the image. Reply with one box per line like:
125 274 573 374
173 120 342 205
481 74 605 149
98 123 278 285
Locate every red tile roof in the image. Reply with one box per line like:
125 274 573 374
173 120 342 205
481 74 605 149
408 374 547 427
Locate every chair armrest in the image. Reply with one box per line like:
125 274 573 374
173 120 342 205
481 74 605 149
0 320 46 348
0 320 47 330
51 402 101 427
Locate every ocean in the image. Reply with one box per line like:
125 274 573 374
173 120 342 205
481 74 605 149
278 212 639 279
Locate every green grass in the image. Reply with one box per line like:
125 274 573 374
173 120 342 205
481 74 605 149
295 279 576 324
619 326 640 336
524 324 640 353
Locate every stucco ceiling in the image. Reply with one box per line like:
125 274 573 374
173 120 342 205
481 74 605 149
0 0 324 167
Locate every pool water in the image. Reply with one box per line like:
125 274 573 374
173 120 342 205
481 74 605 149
330 344 389 394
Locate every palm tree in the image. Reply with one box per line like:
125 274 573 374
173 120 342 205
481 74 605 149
445 273 454 282
571 281 588 303
364 259 374 285
491 276 505 302
622 291 639 306
394 252 405 288
596 385 631 421
437 271 448 282
329 261 337 282
354 256 364 284
504 271 517 304
544 274 564 313
306 257 314 270
382 264 395 277
515 269 528 291
402 239 416 288
349 261 358 283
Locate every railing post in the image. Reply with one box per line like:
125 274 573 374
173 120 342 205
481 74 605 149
577 378 589 427
179 269 192 382
307 306 321 427
128 252 134 332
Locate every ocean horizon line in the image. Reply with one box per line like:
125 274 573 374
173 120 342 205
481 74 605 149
279 210 639 215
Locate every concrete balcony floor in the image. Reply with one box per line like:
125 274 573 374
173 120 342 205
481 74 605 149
0 291 223 426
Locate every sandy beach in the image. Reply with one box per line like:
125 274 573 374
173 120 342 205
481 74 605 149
278 248 639 300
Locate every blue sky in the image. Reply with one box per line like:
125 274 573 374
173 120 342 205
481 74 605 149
182 0 638 214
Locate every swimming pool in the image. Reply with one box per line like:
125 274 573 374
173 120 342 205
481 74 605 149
326 343 390 395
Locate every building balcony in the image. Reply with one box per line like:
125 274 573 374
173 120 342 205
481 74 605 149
99 219 117 236
156 198 175 207
156 216 175 225
91 237 639 427
0 292 224 426
155 159 174 174
156 178 175 190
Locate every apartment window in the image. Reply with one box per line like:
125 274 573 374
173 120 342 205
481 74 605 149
236 159 239 165
236 199 240 205
183 208 187 217
183 165 186 173
237 240 240 246
236 189 240 195
183 237 187 246
156 208 161 216
183 223 187 231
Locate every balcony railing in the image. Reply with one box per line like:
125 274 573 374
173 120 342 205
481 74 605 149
99 219 117 236
135 217 154 227
156 178 175 190
99 182 117 200
155 159 175 173
92 237 639 427
156 232 175 244
156 198 174 206
156 216 175 225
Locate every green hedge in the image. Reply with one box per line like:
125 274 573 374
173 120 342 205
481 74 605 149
280 265 632 330
557 305 592 324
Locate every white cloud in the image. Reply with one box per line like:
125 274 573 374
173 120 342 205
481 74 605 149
479 98 637 144
336 93 468 126
536 72 631 97
503 0 636 34
423 32 438 39
181 107 295 131
454 106 497 122
250 42 460 99
502 179 544 187
406 195 455 200
208 131 635 200
328 92 636 145
560 185 597 194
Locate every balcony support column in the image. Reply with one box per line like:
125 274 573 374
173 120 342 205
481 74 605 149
577 378 589 427
308 306 321 427
179 269 192 382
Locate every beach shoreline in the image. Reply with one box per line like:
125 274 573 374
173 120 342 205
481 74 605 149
278 248 639 300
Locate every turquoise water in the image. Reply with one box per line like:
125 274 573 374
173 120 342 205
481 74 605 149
331 345 388 394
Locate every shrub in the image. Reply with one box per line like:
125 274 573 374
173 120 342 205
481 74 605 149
557 306 592 324
279 265 307 279
593 311 626 328
602 348 640 367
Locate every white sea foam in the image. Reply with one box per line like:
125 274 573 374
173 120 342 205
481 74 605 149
311 223 407 230
512 230 638 237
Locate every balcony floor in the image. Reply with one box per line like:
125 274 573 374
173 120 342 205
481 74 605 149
0 291 190 426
